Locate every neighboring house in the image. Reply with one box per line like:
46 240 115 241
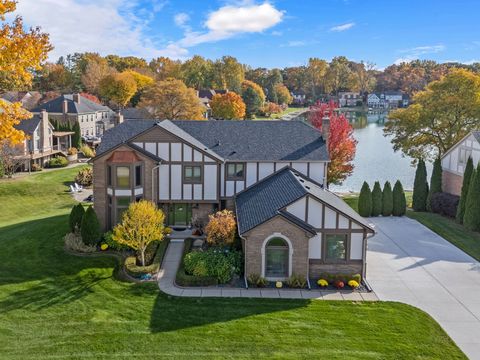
1 91 42 110
338 92 362 107
120 107 152 121
31 94 116 137
196 89 229 119
441 131 480 196
92 119 375 280
367 91 408 109
13 110 73 169
367 93 381 108
291 90 306 105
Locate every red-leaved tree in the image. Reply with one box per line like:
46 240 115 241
309 101 357 185
80 92 101 104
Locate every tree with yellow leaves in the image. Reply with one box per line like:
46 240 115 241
122 70 154 91
0 0 51 144
210 92 246 120
139 78 205 120
112 200 165 266
98 72 138 107
204 210 237 246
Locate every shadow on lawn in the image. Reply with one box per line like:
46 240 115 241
149 291 310 333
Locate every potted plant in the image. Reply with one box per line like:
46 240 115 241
67 147 78 162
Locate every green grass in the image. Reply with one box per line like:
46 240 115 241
0 169 466 359
406 211 480 261
341 191 413 213
255 106 307 120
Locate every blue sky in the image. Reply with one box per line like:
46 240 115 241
15 0 480 69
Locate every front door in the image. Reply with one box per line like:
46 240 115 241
168 204 192 226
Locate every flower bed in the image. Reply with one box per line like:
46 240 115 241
124 239 170 279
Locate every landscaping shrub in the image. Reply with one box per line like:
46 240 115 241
427 158 442 212
75 167 93 187
176 239 218 286
124 239 170 278
69 203 85 232
456 156 474 223
47 156 68 168
464 166 480 231
358 182 372 217
382 181 393 216
81 206 101 246
392 180 407 216
413 159 428 211
80 144 95 158
67 147 78 155
204 209 236 246
286 274 307 288
371 181 382 217
64 232 96 253
0 159 4 178
430 192 459 218
103 231 130 251
31 163 42 172
247 273 267 288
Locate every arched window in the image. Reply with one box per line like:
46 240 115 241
265 237 289 278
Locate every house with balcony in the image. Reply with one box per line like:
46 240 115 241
31 94 116 138
92 119 374 281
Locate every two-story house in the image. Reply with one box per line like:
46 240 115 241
339 92 362 107
92 119 374 280
32 94 116 137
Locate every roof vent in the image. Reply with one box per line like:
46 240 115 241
299 179 304 183
305 186 310 190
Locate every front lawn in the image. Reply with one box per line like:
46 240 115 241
0 169 466 359
255 106 307 120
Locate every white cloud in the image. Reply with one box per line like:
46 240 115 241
179 2 284 47
330 22 355 32
174 12 190 28
13 0 187 60
394 44 446 65
281 40 306 47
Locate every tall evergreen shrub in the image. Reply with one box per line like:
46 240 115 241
427 158 442 211
72 122 82 148
69 203 85 232
371 181 382 217
464 166 480 231
358 182 372 217
392 180 407 216
413 159 428 211
81 206 101 245
382 181 393 216
456 157 474 223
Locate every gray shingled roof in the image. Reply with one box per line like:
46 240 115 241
473 131 480 143
32 94 111 114
97 119 329 162
173 120 328 161
235 167 308 234
14 115 41 134
96 120 157 156
236 167 375 235
120 107 153 120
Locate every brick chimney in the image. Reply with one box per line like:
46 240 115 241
322 116 330 148
62 99 68 114
116 111 124 125
73 93 81 104
40 109 51 151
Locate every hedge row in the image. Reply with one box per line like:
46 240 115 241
358 180 406 217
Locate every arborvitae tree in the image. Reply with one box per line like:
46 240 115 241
358 182 372 217
413 159 428 211
427 158 442 212
464 166 480 231
371 181 382 217
81 206 101 245
382 181 393 216
69 203 85 232
393 180 407 216
456 156 474 223
72 122 81 148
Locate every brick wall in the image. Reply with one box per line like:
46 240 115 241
309 261 362 278
442 170 463 196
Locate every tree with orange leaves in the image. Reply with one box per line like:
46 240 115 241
210 91 246 120
309 101 357 185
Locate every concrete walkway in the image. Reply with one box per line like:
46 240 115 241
367 216 480 360
157 240 378 301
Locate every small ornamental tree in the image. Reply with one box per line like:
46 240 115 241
463 166 480 232
382 181 393 216
204 210 237 246
69 203 85 232
427 158 442 212
412 159 428 211
358 182 372 217
81 206 101 246
456 156 474 223
371 181 383 217
393 180 407 216
72 122 81 148
112 200 165 266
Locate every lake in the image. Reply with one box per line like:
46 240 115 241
298 110 431 193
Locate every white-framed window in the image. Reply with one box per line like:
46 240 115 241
459 147 472 164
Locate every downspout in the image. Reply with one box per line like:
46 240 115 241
240 234 248 289
152 161 161 203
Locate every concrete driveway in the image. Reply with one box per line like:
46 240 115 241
367 216 480 360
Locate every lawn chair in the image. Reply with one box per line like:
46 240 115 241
69 185 76 193
74 183 83 192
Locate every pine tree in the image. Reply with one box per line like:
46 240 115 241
456 156 474 223
393 180 407 216
413 159 428 211
69 203 85 232
81 206 101 245
464 166 480 231
427 158 442 212
358 182 372 217
72 122 81 148
382 181 393 216
371 181 382 217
